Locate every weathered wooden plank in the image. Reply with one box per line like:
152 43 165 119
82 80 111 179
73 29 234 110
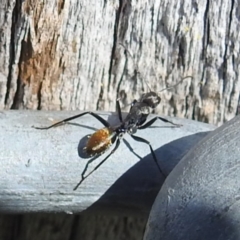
0 213 146 240
1 0 240 125
0 0 16 109
17 214 75 240
0 110 214 214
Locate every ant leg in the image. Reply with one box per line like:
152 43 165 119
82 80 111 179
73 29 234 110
73 156 97 190
116 98 123 122
34 112 110 130
73 138 121 190
138 116 182 130
123 139 141 160
130 134 166 178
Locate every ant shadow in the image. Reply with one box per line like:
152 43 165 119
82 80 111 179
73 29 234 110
82 131 212 216
65 112 213 216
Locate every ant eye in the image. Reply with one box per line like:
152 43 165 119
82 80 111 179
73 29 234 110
131 99 137 106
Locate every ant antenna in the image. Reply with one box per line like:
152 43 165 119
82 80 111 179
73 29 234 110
119 43 193 93
119 43 152 91
157 76 193 93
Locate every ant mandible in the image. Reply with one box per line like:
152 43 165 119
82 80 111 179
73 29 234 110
35 45 193 190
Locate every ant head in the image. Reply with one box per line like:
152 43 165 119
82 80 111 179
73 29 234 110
139 92 161 109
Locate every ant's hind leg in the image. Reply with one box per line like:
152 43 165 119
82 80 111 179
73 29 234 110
130 134 166 178
73 138 121 190
73 156 97 190
34 112 110 130
138 116 182 130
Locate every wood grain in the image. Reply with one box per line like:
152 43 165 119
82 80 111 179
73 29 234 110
1 0 239 125
0 110 214 215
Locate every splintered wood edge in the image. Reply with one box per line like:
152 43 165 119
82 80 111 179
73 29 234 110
0 110 215 216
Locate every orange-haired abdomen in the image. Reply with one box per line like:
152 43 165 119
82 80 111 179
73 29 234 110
85 127 114 156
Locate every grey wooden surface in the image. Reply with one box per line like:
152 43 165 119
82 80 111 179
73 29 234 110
1 0 240 126
0 110 214 215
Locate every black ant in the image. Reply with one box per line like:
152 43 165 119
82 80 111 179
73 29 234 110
35 44 192 190
34 76 192 190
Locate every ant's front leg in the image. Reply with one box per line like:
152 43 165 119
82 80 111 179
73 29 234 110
138 116 182 130
33 112 110 130
116 98 123 123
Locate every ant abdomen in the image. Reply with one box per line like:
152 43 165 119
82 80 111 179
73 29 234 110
140 92 161 109
84 127 115 156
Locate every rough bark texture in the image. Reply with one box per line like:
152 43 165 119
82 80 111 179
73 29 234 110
0 0 239 239
1 0 239 125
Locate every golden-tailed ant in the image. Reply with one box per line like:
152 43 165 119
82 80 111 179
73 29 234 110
34 75 192 190
35 44 193 190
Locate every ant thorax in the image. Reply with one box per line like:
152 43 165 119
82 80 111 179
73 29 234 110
122 102 152 132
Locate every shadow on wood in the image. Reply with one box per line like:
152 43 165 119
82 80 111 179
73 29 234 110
85 131 211 217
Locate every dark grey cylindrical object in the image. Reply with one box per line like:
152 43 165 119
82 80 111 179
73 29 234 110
144 115 240 240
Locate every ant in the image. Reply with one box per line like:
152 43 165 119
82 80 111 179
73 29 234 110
34 45 192 190
34 76 191 190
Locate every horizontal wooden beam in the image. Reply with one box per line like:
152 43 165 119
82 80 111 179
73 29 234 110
0 111 215 215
